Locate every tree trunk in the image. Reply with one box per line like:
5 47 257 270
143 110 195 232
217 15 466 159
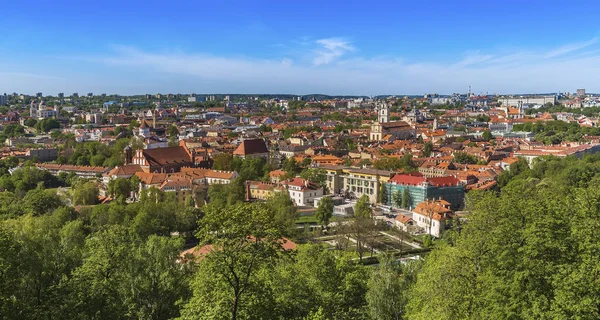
232 294 239 320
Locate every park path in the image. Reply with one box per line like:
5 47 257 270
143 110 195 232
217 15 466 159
379 231 422 249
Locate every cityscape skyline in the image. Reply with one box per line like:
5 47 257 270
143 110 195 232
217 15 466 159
2 1 600 95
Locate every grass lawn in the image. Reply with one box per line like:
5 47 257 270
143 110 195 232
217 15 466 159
295 214 319 224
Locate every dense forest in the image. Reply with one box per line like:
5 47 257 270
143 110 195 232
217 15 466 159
2 153 600 319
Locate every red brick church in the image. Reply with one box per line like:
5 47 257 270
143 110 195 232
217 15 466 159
126 141 196 173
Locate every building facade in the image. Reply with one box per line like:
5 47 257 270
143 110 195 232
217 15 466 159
498 96 556 107
384 174 464 210
283 178 323 207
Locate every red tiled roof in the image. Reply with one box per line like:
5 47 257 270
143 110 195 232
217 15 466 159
389 173 460 187
389 173 426 185
428 176 461 187
269 169 286 177
142 146 193 167
106 164 143 176
36 163 108 173
282 177 320 191
233 139 269 156
395 214 414 224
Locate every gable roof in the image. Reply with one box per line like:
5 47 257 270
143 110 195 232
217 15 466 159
142 146 193 167
233 139 269 156
395 214 414 224
382 121 411 129
135 172 169 185
106 164 143 177
413 200 452 221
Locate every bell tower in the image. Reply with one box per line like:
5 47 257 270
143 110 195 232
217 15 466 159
378 102 389 123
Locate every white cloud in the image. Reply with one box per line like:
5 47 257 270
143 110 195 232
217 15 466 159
88 40 600 95
544 37 598 58
312 38 355 66
4 37 600 95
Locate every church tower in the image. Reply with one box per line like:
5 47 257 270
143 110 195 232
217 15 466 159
30 100 36 118
378 102 390 123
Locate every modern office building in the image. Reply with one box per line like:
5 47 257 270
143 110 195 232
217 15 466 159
0 93 7 106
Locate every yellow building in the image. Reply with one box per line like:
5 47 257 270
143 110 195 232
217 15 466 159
245 181 284 201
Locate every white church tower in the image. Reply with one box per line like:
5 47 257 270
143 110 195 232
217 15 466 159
30 100 37 118
378 102 390 123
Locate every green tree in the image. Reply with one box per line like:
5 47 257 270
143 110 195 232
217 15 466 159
265 191 298 233
315 196 333 227
22 188 62 215
283 156 299 174
2 123 25 137
482 130 493 142
212 153 233 171
107 177 131 200
367 253 419 320
24 118 38 127
423 141 433 157
72 180 99 205
354 194 372 218
300 168 328 194
121 235 192 319
35 118 61 133
267 244 370 319
182 202 285 320
452 151 478 164
401 188 410 209
167 125 179 138
347 214 377 262
392 190 402 208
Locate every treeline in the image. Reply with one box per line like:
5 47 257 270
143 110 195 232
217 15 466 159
57 138 131 167
5 151 600 318
513 120 600 144
408 154 600 319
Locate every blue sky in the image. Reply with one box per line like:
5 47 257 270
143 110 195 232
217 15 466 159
1 0 600 95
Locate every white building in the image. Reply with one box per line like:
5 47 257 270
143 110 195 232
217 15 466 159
429 96 452 105
204 170 238 185
411 200 452 238
30 100 58 120
498 96 556 107
283 178 323 207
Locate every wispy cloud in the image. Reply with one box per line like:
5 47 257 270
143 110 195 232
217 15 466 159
8 37 600 95
312 38 355 66
452 52 495 68
89 37 600 95
544 37 598 58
